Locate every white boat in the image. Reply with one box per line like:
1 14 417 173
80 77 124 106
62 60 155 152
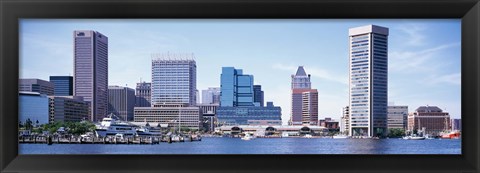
303 134 313 138
403 135 426 140
95 114 137 137
241 133 255 140
333 135 350 139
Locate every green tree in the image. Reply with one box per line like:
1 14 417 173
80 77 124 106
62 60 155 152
388 128 406 138
24 118 33 130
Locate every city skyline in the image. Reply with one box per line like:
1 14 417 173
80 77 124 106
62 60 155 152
20 19 461 123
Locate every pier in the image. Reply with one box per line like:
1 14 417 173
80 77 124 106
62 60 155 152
18 134 201 145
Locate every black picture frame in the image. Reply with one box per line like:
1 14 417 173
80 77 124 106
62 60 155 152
1 0 479 172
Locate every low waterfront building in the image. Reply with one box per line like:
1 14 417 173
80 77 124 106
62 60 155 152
387 105 408 130
19 92 49 125
133 105 203 131
247 120 282 126
319 118 339 131
218 125 326 137
19 78 54 96
217 102 282 126
407 106 450 136
48 96 89 123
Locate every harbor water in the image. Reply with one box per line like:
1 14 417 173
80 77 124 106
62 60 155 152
20 137 461 154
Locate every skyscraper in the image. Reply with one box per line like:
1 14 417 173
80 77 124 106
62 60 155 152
108 86 136 121
348 25 388 137
202 87 221 104
290 66 318 126
135 81 151 107
253 85 264 107
220 67 254 107
49 76 73 96
217 67 281 125
134 53 202 130
151 54 196 106
73 30 108 122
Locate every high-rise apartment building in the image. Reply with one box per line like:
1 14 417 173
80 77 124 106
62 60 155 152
348 25 389 137
202 87 221 104
108 86 136 121
253 85 264 107
151 54 196 106
73 30 108 122
387 105 408 130
49 76 73 96
135 81 151 107
19 79 54 96
290 66 318 126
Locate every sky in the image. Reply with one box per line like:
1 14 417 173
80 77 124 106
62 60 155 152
19 19 461 124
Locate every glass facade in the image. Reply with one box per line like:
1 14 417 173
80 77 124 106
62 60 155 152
50 76 73 96
349 25 388 137
220 67 254 107
151 58 196 106
253 85 264 107
217 105 282 126
19 92 49 125
218 67 281 125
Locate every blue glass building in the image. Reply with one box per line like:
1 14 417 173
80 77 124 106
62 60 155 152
50 76 73 96
218 67 281 126
19 92 49 125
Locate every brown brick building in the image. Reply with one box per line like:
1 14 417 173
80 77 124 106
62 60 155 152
407 106 450 136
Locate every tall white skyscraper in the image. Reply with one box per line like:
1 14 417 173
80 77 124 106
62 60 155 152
73 30 108 122
151 53 197 106
348 25 388 137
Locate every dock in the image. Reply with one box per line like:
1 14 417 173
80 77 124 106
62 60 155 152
18 134 201 145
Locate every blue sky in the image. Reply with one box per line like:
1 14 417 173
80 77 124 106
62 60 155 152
20 19 461 124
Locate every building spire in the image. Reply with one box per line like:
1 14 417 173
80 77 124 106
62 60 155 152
295 66 307 76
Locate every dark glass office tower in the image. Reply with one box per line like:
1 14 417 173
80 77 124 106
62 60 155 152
49 76 73 96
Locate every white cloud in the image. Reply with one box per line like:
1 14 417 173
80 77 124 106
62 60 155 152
428 73 461 85
272 63 348 85
397 23 427 46
389 42 460 72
